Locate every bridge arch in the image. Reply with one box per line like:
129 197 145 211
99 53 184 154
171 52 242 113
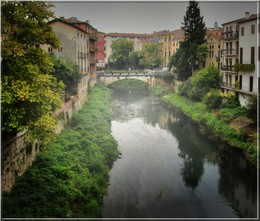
97 72 156 86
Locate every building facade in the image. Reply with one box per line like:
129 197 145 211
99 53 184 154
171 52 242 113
205 27 223 69
221 13 259 106
104 32 147 64
137 30 169 51
62 17 98 87
42 19 89 101
95 31 106 70
158 29 185 68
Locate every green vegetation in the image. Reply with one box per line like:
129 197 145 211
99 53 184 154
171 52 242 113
178 66 220 101
108 79 148 94
2 85 120 218
151 84 168 97
168 1 206 79
234 63 255 72
51 55 81 100
109 38 134 69
164 93 256 165
138 43 164 69
1 2 64 144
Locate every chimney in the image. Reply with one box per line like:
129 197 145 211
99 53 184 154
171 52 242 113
245 12 250 19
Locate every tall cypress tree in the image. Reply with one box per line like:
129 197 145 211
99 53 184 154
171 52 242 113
177 1 206 76
182 1 206 46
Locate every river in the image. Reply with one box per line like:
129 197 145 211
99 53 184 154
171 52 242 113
102 88 257 218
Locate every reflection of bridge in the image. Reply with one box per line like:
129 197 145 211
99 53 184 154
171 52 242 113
97 71 168 86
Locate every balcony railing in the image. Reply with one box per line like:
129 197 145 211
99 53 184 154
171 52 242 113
90 59 96 64
223 31 239 40
221 82 254 94
89 34 98 41
221 65 237 72
222 49 239 56
78 52 87 59
90 47 98 52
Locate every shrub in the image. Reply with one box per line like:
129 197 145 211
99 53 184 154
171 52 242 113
220 93 240 108
246 94 258 124
178 65 220 101
203 89 222 110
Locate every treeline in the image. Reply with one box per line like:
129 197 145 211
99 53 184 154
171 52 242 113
2 85 120 218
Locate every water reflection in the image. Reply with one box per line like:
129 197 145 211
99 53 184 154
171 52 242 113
102 89 257 218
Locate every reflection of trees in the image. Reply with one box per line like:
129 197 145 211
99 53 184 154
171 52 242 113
217 145 257 218
167 113 217 190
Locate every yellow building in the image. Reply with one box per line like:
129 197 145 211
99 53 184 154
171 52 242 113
205 27 224 69
159 29 185 68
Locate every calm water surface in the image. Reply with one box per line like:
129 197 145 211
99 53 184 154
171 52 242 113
102 90 257 218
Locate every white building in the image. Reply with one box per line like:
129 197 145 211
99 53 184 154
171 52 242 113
221 13 259 106
237 14 259 106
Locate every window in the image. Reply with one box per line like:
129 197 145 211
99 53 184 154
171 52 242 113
258 46 260 61
249 76 253 92
239 75 242 90
240 47 243 64
251 25 255 34
98 54 101 60
241 27 244 36
58 47 63 52
48 47 53 53
251 47 255 64
173 43 175 47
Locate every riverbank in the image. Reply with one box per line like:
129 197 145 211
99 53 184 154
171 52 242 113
2 85 120 218
163 92 257 166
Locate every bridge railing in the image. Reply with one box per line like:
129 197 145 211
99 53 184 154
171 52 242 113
97 70 172 77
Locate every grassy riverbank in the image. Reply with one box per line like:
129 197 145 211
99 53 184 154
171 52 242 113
163 93 257 165
2 85 119 218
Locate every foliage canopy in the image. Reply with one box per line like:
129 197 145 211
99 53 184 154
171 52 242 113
1 1 64 144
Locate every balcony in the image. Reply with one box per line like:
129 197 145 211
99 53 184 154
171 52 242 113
222 49 238 57
89 34 98 41
223 31 239 40
221 82 254 95
90 59 96 65
221 65 238 73
90 47 98 52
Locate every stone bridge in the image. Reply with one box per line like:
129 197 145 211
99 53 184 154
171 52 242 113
97 71 163 86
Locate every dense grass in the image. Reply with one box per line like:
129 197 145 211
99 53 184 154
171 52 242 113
2 85 120 218
151 84 167 96
164 93 257 165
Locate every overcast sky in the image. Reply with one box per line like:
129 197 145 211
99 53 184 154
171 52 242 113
51 1 258 34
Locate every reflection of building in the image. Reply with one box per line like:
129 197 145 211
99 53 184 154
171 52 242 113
95 31 106 70
158 29 185 68
221 13 259 106
105 32 147 64
205 27 223 69
218 152 257 218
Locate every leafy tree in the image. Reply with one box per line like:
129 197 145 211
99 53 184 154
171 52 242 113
110 38 134 69
246 94 258 124
178 65 220 101
1 2 64 144
138 43 164 69
51 55 81 100
196 44 209 69
129 51 143 69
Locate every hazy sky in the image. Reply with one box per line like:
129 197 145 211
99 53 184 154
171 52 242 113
51 1 258 33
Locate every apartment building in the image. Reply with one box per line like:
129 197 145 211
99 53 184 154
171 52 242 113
137 30 169 51
105 32 147 64
158 29 185 68
95 31 106 70
62 17 98 87
205 27 224 69
221 13 259 106
42 18 89 100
